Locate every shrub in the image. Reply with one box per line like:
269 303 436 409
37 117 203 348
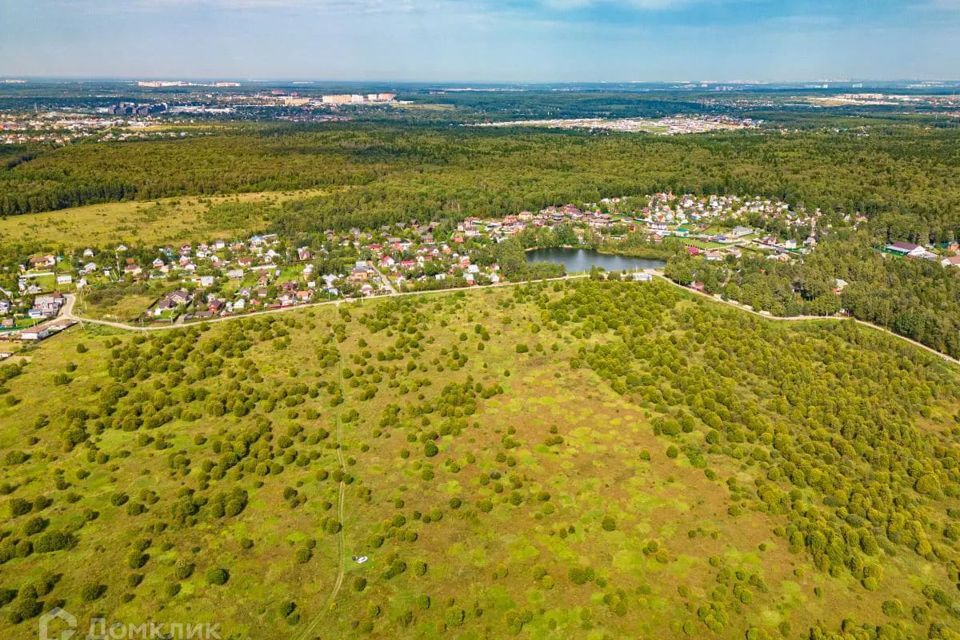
206 568 229 585
8 594 42 623
568 566 595 585
128 553 149 569
4 451 29 465
0 588 17 608
34 531 75 553
81 583 107 602
295 548 312 564
9 499 32 517
22 517 48 536
174 561 195 580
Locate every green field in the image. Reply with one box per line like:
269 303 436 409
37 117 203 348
73 281 169 323
0 189 329 251
1 279 958 639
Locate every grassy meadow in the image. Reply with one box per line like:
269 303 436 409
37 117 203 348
0 280 959 639
0 189 329 251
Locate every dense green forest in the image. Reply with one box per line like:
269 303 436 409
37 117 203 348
4 126 960 244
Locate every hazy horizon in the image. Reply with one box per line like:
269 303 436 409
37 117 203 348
3 1 960 82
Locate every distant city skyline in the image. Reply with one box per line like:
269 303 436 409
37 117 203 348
2 1 960 82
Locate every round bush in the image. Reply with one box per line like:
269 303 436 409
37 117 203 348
205 568 230 585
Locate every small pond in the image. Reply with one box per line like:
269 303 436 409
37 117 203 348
525 248 665 273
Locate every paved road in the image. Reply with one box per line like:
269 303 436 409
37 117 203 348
61 272 960 368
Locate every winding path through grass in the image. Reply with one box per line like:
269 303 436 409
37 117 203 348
295 332 348 640
57 271 960 369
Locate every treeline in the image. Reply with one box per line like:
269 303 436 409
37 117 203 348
665 230 960 358
0 127 385 215
4 125 960 241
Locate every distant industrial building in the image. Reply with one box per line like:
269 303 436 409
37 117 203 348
109 102 168 117
322 93 396 105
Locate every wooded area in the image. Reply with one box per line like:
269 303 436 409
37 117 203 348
4 125 960 244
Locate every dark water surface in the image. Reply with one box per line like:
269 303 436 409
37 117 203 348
525 248 665 273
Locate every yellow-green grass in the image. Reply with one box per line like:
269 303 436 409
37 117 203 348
0 281 957 639
76 293 159 323
0 189 330 250
72 281 171 322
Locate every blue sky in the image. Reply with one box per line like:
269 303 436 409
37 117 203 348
2 0 959 81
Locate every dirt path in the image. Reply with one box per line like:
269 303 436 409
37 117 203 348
61 270 959 368
60 276 585 332
296 334 348 640
370 264 398 295
652 274 960 367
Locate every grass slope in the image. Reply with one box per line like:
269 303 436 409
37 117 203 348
0 189 328 250
0 280 958 639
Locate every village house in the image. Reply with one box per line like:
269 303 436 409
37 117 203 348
941 256 960 268
28 254 56 270
33 293 65 317
155 290 192 316
21 326 52 341
885 241 928 258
